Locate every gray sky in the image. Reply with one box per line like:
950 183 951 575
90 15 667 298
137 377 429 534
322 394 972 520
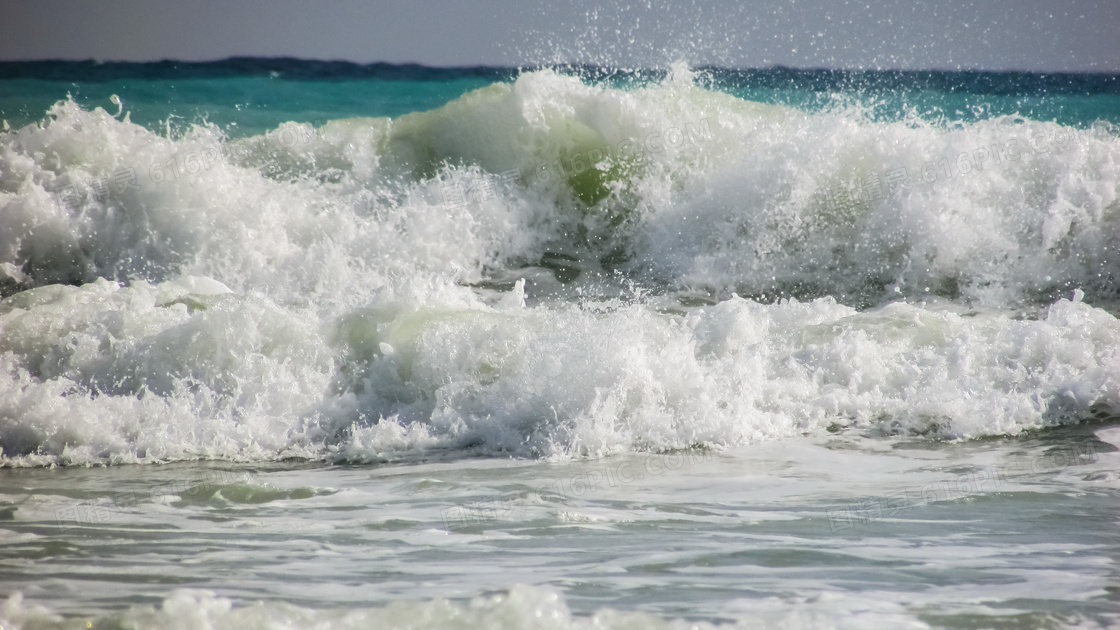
2 0 1118 71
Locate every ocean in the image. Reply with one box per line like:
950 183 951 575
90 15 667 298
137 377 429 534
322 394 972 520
0 58 1118 629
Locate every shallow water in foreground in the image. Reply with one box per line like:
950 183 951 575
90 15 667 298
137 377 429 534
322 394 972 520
2 424 1119 629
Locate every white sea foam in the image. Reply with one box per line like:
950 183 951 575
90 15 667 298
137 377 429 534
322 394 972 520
0 583 948 629
1 69 1118 466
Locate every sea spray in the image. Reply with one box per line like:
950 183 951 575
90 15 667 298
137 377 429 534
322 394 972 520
1 68 1118 467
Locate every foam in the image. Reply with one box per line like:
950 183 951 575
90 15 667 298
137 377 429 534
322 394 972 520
1 69 1118 466
0 583 944 629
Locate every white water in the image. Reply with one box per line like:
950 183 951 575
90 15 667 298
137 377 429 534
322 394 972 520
1 68 1119 467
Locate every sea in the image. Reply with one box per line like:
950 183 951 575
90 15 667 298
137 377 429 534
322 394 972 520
0 58 1119 629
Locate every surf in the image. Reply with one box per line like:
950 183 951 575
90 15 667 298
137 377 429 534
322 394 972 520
1 65 1118 467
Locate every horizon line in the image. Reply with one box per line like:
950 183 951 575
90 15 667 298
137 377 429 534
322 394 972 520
2 56 1119 77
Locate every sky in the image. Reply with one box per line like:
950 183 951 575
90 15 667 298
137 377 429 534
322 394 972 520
1 0 1118 72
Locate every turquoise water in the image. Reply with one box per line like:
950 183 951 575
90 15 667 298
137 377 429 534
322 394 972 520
1 59 1119 629
0 62 505 136
3 61 1118 135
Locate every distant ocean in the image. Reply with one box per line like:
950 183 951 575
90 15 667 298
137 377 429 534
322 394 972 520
1 58 1119 629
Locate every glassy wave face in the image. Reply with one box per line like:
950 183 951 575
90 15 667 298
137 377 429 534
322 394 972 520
1 60 1118 466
